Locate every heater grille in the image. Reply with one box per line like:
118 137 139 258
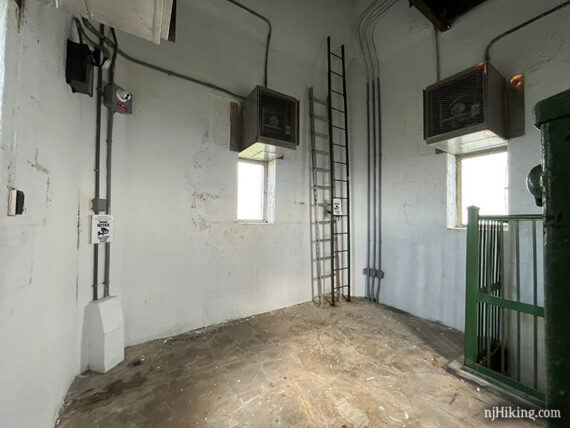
240 86 299 161
426 64 485 138
259 93 295 142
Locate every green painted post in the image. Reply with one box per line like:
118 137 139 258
464 206 480 365
535 89 570 425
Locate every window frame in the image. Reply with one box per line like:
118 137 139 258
455 147 508 227
237 159 274 224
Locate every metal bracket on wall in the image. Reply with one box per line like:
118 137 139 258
363 267 384 279
91 198 107 213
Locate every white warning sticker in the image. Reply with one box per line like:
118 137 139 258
91 215 113 244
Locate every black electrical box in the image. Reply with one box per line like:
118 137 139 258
65 40 94 96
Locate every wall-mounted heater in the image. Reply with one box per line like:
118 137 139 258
423 61 524 155
240 86 300 161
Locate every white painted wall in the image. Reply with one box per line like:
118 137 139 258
0 1 95 427
0 1 369 425
108 0 364 345
369 0 570 330
4 0 568 425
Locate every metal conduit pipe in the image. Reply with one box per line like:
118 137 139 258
92 24 105 302
371 79 377 301
365 82 371 300
375 77 382 303
80 18 245 100
356 0 396 301
224 0 271 88
103 28 118 298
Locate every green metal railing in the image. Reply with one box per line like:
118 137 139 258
464 206 545 406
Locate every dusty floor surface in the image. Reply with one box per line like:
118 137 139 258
57 299 542 427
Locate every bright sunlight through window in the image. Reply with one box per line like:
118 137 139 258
459 151 508 225
237 161 266 221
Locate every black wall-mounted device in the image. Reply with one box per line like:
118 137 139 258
65 40 94 96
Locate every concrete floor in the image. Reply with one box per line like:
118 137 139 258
57 299 540 427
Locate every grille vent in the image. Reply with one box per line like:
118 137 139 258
259 93 295 142
426 64 485 138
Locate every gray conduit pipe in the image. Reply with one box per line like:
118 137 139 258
92 24 104 302
366 82 371 300
371 79 377 301
356 0 396 301
103 28 118 298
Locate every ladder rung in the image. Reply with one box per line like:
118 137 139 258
334 250 348 253
335 215 348 217
332 196 348 199
330 70 343 77
333 161 347 165
313 98 328 106
332 143 346 148
331 89 344 96
316 256 331 260
313 185 330 190
331 107 345 113
314 168 330 173
334 285 349 290
319 274 332 279
332 125 346 130
334 232 348 235
313 132 329 138
313 150 329 156
318 221 331 224
333 179 348 182
311 114 329 122
330 52 343 60
315 238 336 242
336 267 349 271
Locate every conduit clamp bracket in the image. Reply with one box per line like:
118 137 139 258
363 267 384 279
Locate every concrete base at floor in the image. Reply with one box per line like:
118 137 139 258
85 296 124 374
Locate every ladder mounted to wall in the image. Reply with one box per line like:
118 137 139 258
309 36 351 306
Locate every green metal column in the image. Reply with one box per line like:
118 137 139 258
464 206 480 365
534 89 570 424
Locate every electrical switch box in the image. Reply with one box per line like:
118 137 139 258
65 40 94 96
8 189 25 216
104 84 133 114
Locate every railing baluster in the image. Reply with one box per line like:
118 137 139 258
515 220 521 382
463 212 544 406
532 220 538 389
464 207 480 365
500 220 505 375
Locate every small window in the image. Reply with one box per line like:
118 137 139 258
456 150 508 226
237 160 275 222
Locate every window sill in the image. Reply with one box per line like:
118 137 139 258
447 225 467 231
236 220 272 225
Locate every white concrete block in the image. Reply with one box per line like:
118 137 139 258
86 296 125 373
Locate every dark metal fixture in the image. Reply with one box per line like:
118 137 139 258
409 0 487 32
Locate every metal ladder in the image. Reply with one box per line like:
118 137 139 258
308 36 351 306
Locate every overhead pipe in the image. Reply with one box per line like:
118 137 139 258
224 0 271 88
80 18 245 100
485 0 570 62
